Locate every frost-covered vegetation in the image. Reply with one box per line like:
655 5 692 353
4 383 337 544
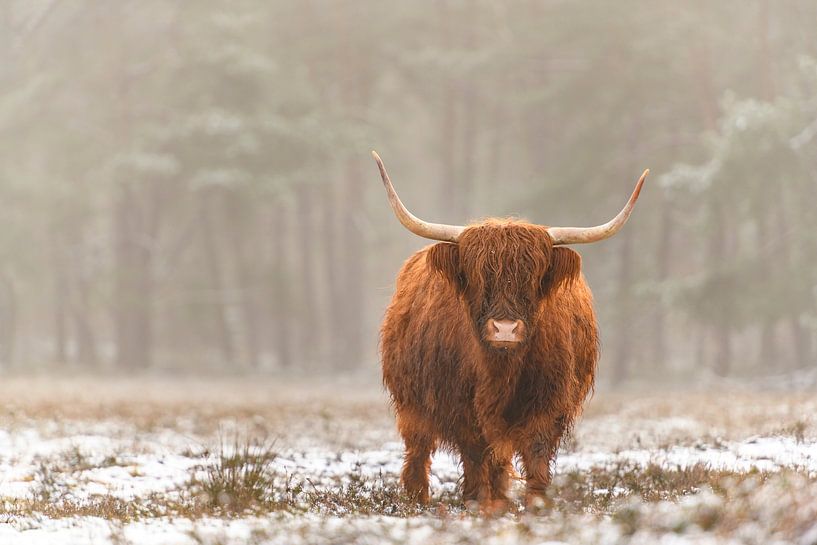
0 377 815 544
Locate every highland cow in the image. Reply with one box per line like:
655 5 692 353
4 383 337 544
373 151 649 508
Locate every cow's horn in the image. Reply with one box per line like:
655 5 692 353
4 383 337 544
372 151 465 243
546 169 649 245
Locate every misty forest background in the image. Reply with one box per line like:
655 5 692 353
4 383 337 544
1 1 816 383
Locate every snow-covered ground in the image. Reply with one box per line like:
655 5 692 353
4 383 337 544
0 377 815 544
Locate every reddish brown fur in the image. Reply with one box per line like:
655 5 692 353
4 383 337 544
380 219 598 507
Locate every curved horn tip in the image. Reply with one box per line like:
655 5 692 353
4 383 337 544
370 149 465 243
545 167 651 246
632 168 649 197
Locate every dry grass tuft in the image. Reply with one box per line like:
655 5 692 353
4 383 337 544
1 493 171 521
551 461 771 513
777 418 810 443
301 465 460 517
188 435 281 514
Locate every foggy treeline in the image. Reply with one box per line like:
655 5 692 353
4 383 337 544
1 1 816 382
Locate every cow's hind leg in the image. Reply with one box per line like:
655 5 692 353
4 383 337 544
397 411 435 504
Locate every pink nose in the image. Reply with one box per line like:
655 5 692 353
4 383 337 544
487 319 523 343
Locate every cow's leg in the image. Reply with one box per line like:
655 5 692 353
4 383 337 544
486 456 511 502
519 438 555 505
397 412 435 504
519 416 567 507
459 443 491 504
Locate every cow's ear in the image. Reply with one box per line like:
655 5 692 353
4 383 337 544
542 247 581 293
427 243 464 291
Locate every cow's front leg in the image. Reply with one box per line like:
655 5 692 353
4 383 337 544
486 455 511 502
475 454 511 515
474 380 517 469
519 437 556 506
519 415 567 508
459 440 511 515
459 445 490 504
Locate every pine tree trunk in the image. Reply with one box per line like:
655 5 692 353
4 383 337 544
113 182 153 371
224 192 260 368
71 298 98 369
295 184 320 367
52 227 69 365
0 272 16 368
270 201 293 369
71 256 98 369
337 158 367 370
611 224 634 385
710 200 732 376
199 190 234 366
440 83 459 217
322 178 345 365
650 192 673 368
691 23 732 376
611 120 642 384
755 204 778 369
774 185 808 369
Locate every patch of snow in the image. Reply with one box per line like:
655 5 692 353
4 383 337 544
0 409 814 545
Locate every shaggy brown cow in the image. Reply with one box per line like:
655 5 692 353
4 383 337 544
373 151 649 508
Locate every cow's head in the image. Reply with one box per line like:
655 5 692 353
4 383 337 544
372 151 649 352
426 221 581 351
